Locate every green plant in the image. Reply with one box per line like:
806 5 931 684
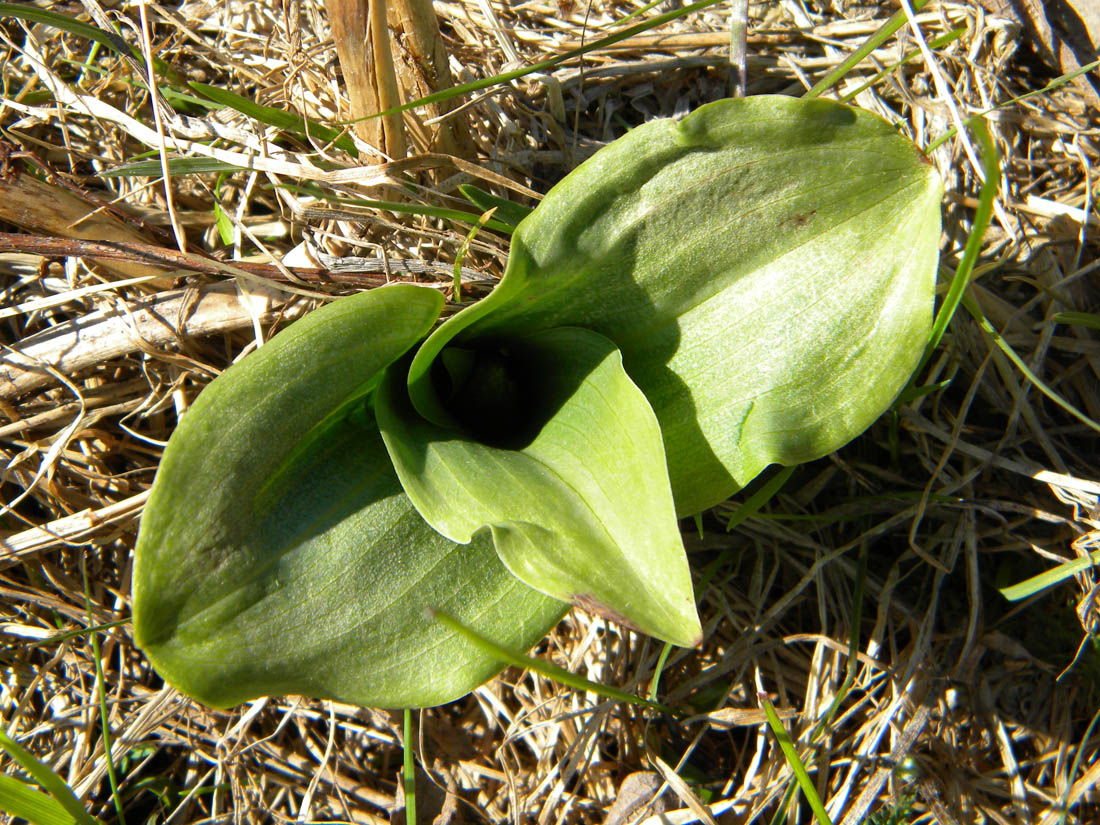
132 95 942 709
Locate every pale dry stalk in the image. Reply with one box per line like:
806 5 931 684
324 0 473 162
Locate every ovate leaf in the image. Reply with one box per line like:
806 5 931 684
133 285 565 708
377 327 701 647
409 95 943 515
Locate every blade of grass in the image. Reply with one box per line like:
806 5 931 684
963 292 1100 435
725 466 795 532
999 546 1100 602
0 732 101 825
0 3 130 59
81 559 125 825
648 643 674 702
281 183 516 233
839 26 965 103
402 709 416 825
925 59 1100 154
1053 311 1100 331
1059 704 1100 825
907 117 999 389
0 2 184 84
28 618 130 649
0 773 85 825
458 184 532 229
759 694 834 825
102 158 250 177
609 0 667 29
766 544 866 825
452 208 495 302
802 0 932 100
187 82 358 158
428 609 676 714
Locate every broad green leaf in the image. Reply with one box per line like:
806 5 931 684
0 731 100 825
134 285 565 708
0 774 87 825
377 327 701 647
409 95 943 515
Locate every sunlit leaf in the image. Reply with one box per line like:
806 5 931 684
409 95 943 515
133 286 565 708
378 327 700 647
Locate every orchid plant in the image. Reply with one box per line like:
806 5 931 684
133 95 942 709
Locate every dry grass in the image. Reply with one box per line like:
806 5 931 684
1 1 1098 823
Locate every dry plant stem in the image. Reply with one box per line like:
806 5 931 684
386 0 476 158
369 0 408 160
0 171 171 283
324 0 406 158
0 281 306 400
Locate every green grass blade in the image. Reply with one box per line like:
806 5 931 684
1053 311 1100 331
28 618 130 648
894 378 952 406
610 0 667 29
925 59 1100 153
82 559 125 825
1060 704 1100 825
428 609 676 715
187 82 359 157
0 2 182 84
0 773 83 825
999 547 1100 601
759 695 834 825
910 117 998 385
839 26 965 103
0 732 101 825
963 292 1100 435
725 466 795 532
452 208 496 302
803 0 932 100
281 183 516 233
458 185 532 229
103 158 247 177
648 643 674 702
402 709 416 825
0 3 130 58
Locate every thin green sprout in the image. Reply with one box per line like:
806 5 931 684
803 0 932 100
82 558 126 825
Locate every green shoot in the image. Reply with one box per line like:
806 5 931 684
403 708 416 825
458 185 532 229
0 731 101 825
925 59 1100 154
81 559 125 825
839 27 966 103
1052 311 1100 331
452 208 496 303
187 81 359 158
760 693 834 825
999 546 1100 602
725 466 795 532
648 643 674 703
963 293 1100 435
803 0 932 100
1059 704 1100 825
907 117 999 389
